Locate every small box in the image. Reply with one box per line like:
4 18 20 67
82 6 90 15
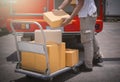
43 10 70 28
35 29 62 44
65 49 79 67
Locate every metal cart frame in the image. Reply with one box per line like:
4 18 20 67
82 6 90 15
10 20 81 81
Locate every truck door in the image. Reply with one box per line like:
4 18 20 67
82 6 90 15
10 0 53 18
7 0 54 32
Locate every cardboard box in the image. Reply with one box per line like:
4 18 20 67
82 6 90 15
21 52 47 73
46 42 66 69
21 52 36 71
34 53 47 73
58 42 66 69
43 10 70 28
35 29 62 44
65 49 79 67
21 42 66 73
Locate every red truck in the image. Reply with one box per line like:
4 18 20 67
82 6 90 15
0 0 103 48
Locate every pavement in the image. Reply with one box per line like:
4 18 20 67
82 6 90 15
0 22 120 82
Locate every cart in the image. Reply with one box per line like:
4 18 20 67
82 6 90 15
10 20 82 81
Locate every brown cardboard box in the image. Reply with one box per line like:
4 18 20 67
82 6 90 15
35 29 62 44
21 42 66 73
58 42 66 69
43 10 70 28
46 42 66 69
34 53 47 73
21 52 35 71
47 44 60 73
65 49 79 67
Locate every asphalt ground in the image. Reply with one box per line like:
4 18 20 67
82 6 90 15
0 22 120 82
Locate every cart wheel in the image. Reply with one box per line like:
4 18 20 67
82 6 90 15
26 75 33 79
46 77 53 82
16 63 21 69
72 66 80 74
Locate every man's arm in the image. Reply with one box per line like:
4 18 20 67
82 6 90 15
58 0 72 9
70 0 84 19
61 0 84 26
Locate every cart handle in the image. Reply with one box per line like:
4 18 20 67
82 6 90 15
10 20 50 75
10 20 47 45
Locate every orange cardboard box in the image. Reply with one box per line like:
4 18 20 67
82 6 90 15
43 10 70 28
65 49 79 67
21 52 36 71
21 42 66 73
46 42 66 69
59 42 66 69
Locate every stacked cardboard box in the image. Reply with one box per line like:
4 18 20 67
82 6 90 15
21 42 66 73
21 52 46 73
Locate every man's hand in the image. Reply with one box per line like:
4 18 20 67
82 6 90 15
61 17 72 27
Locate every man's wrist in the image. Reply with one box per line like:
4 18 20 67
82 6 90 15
58 7 62 10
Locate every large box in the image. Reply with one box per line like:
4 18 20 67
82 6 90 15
35 29 62 44
43 10 70 28
21 52 47 73
21 42 66 73
65 49 79 67
46 42 66 69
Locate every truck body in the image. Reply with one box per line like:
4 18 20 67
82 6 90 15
0 0 103 33
0 0 104 48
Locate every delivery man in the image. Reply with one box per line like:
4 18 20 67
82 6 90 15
58 0 103 72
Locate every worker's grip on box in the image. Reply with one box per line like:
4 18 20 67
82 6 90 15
43 9 70 28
